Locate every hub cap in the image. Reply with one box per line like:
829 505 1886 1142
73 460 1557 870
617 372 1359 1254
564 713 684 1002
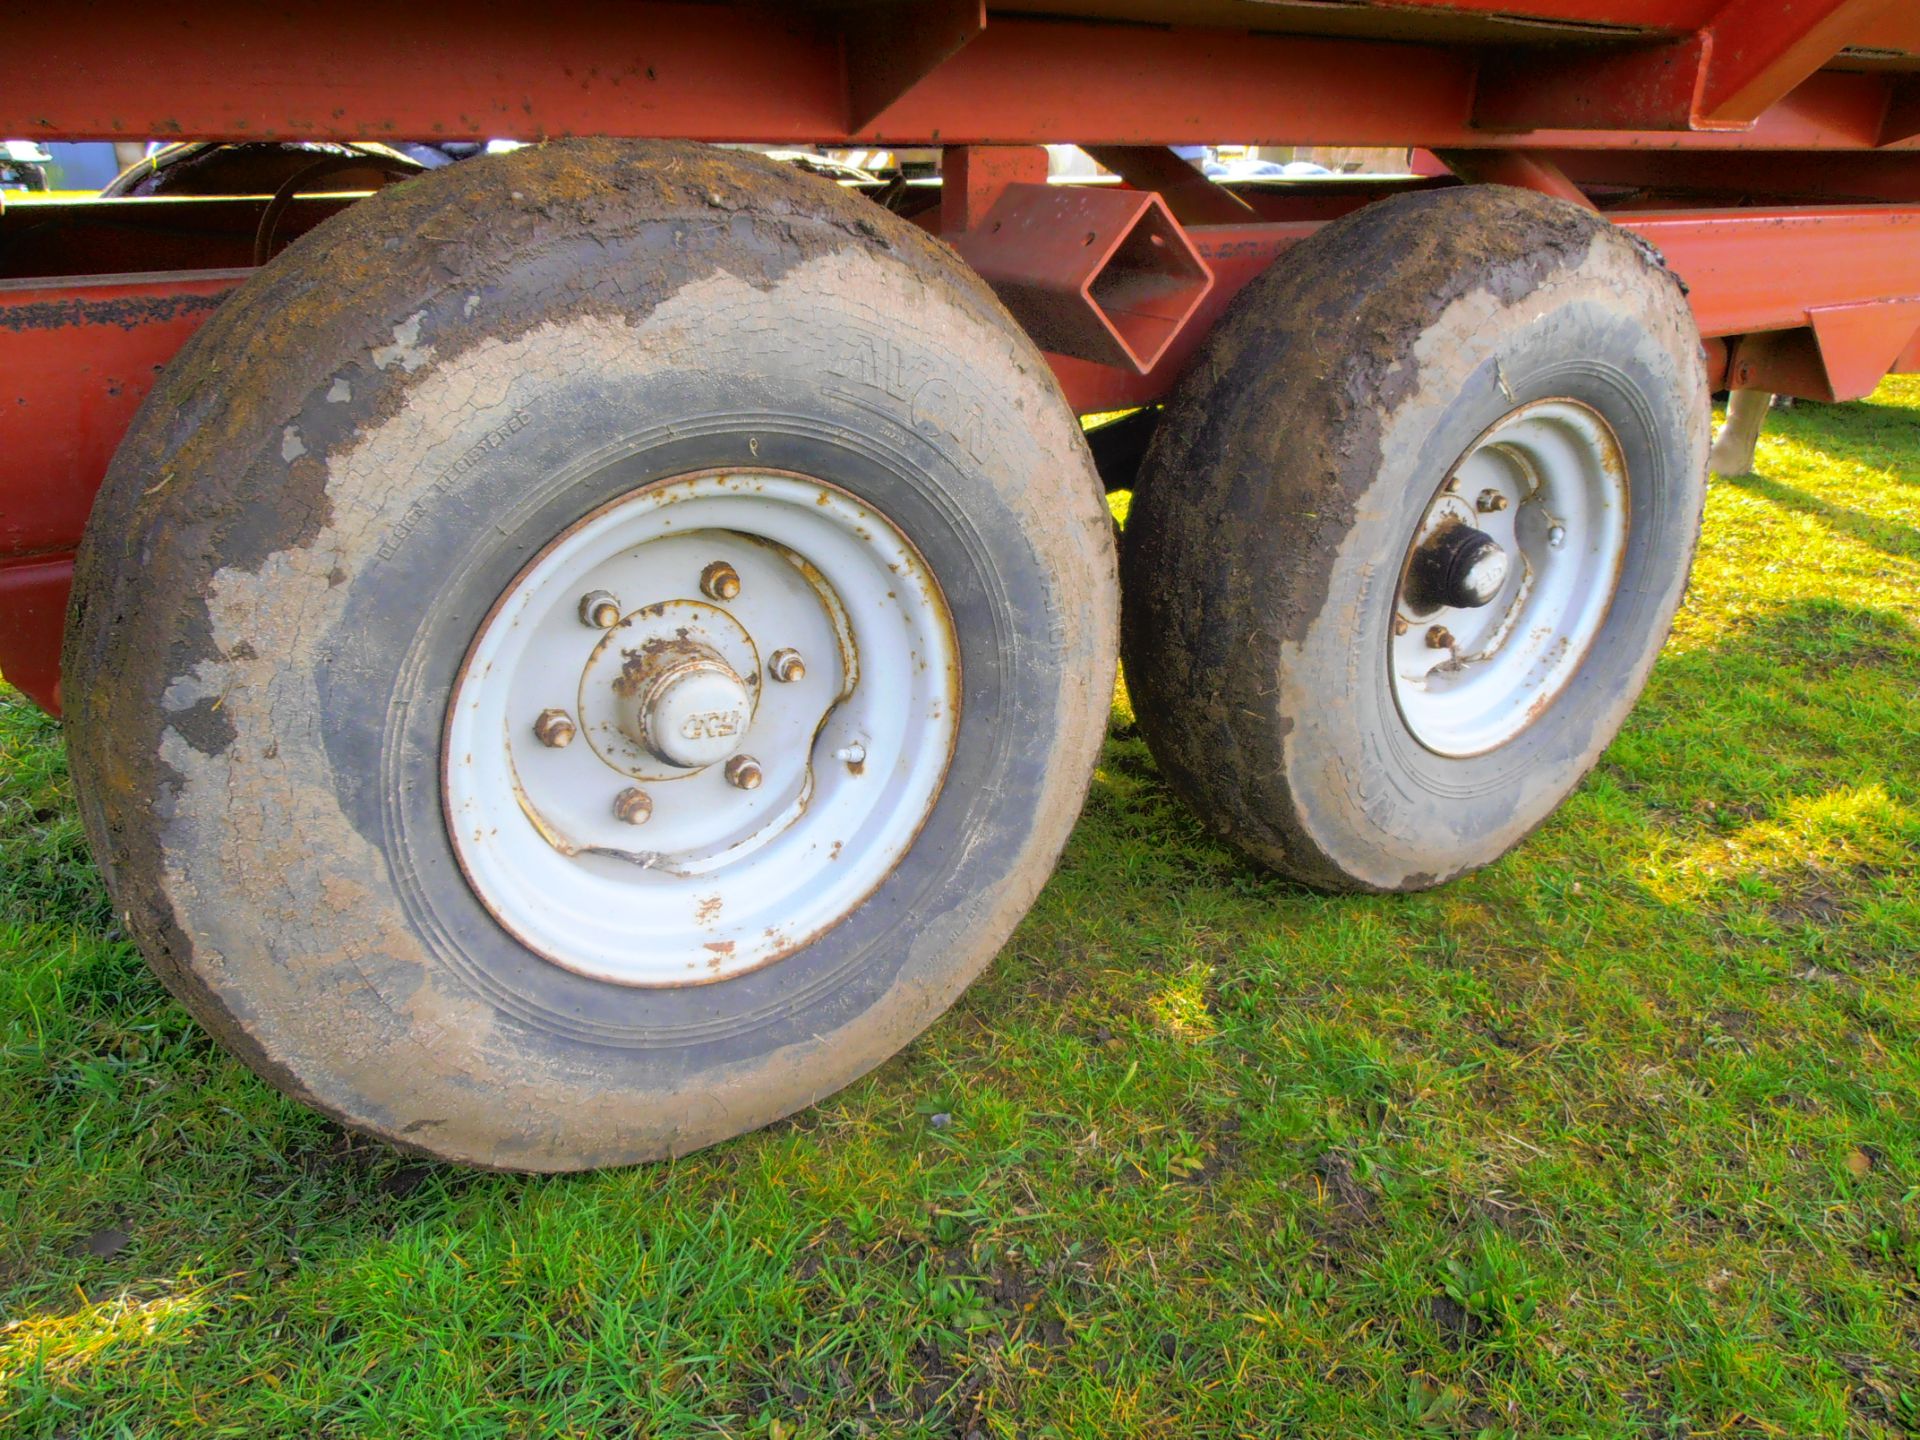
445 471 960 986
1390 399 1629 758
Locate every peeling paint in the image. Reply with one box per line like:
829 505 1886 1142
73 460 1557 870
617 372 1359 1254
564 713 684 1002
371 311 433 372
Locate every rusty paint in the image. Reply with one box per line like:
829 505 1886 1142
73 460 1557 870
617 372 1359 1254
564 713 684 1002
532 708 576 748
722 755 764 790
698 560 741 601
577 589 622 628
612 787 654 825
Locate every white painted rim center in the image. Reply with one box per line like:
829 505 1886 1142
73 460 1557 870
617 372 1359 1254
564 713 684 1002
443 470 961 987
1390 398 1630 758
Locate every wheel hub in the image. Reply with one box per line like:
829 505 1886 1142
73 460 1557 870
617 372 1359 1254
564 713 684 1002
1389 399 1630 758
613 638 752 771
1406 521 1510 611
579 598 763 781
444 470 960 988
630 651 750 769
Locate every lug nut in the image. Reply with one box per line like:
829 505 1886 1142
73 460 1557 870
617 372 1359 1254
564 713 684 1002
533 708 576 748
768 648 806 683
1547 524 1568 550
1475 489 1509 513
700 561 742 601
723 755 763 790
578 590 622 629
1426 625 1455 650
613 787 654 825
833 741 867 766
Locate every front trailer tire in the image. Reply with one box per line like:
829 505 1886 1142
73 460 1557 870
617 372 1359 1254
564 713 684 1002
64 140 1118 1170
1122 186 1709 892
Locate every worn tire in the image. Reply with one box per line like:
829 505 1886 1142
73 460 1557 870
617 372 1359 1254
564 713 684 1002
1122 186 1708 892
64 139 1117 1170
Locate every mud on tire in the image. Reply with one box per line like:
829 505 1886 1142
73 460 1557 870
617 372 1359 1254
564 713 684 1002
1121 186 1709 892
64 140 1118 1170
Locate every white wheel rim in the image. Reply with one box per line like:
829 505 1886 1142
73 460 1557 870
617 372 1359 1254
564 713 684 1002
444 470 960 987
1389 399 1629 758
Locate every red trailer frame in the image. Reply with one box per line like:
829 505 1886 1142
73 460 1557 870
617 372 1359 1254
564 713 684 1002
6 0 1920 708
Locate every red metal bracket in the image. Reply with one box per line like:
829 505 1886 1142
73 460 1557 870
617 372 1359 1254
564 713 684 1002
1698 0 1899 126
1883 78 1920 147
1475 0 1899 133
1080 146 1257 226
0 559 71 716
842 0 985 132
939 145 1048 235
1434 150 1596 209
947 184 1214 374
0 269 247 714
1727 299 1920 402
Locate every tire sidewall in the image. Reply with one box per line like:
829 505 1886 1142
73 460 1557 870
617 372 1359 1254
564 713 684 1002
68 143 1116 1168
1122 191 1708 893
1282 278 1705 887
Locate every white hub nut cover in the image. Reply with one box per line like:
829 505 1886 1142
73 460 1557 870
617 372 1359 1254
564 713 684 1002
619 646 752 770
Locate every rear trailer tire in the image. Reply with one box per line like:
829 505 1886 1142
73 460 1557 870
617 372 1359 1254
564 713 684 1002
1121 186 1708 892
63 140 1118 1170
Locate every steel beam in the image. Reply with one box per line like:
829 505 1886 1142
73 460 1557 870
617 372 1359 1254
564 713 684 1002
1434 150 1595 208
947 184 1215 372
0 271 247 561
7 3 1919 153
1624 205 1920 336
1081 147 1257 226
1474 0 1900 133
1048 203 1920 411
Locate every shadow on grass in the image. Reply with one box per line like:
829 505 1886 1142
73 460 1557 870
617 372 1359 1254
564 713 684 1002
1064 593 1919 994
1764 392 1920 485
1721 471 1920 562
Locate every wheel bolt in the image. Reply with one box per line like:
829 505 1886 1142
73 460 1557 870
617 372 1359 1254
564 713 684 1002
700 561 742 601
768 648 806 683
723 755 763 790
578 590 622 629
1475 489 1509 513
1547 524 1568 550
532 708 576 748
834 741 867 766
613 787 654 825
1426 625 1455 650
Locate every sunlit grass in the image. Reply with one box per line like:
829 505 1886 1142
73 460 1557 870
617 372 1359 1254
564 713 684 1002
1 382 1917 1436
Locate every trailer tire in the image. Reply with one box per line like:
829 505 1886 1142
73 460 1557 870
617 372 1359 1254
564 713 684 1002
64 140 1117 1170
1122 186 1708 892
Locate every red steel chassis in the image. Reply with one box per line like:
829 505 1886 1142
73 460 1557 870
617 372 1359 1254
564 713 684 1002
7 0 1920 713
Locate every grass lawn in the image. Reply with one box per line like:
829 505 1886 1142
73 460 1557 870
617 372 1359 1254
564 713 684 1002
3 381 1919 1439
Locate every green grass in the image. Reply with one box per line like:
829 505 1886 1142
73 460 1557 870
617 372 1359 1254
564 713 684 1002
4 382 1919 1438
